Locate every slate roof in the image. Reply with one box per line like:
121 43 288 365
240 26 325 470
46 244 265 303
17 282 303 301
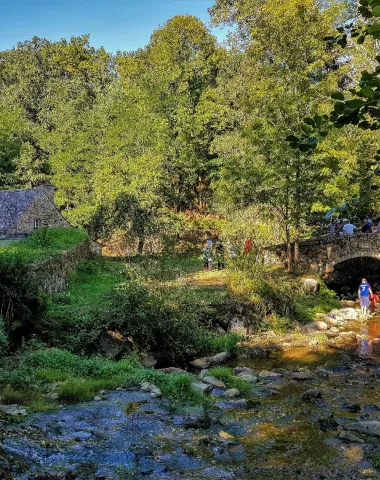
0 189 41 233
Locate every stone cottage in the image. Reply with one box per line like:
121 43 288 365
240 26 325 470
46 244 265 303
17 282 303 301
0 184 71 237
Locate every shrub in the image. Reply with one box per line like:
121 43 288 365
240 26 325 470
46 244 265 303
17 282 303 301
0 319 8 356
206 333 241 355
0 250 46 346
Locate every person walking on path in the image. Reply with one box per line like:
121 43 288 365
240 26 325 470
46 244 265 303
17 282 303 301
202 245 211 272
342 219 356 236
215 240 225 270
358 278 373 315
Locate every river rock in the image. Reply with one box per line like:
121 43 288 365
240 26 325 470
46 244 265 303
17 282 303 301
330 308 359 321
202 376 226 389
291 371 315 381
318 415 338 432
0 404 27 416
94 396 103 401
224 388 241 398
141 355 157 368
199 369 209 380
237 373 258 383
325 316 338 327
140 382 162 397
337 431 365 443
302 278 319 295
233 366 255 376
303 321 327 333
344 421 380 437
183 414 211 429
158 367 188 375
314 367 328 377
246 347 269 358
314 321 328 331
189 352 230 369
301 389 322 402
230 316 247 336
258 370 283 379
192 382 213 395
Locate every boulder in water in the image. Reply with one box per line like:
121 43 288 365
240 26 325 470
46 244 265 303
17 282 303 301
140 382 162 397
202 376 226 389
233 366 255 376
301 389 322 402
189 352 230 369
0 404 27 416
344 421 380 437
192 382 213 394
224 388 241 398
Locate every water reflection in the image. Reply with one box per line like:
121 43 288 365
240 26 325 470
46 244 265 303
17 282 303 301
356 328 372 358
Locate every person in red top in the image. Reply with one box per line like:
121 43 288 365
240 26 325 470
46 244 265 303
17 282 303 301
370 292 380 313
244 239 252 254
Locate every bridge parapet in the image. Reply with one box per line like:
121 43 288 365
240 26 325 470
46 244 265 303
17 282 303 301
274 232 380 274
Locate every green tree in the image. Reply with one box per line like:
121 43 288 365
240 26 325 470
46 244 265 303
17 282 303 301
210 0 347 270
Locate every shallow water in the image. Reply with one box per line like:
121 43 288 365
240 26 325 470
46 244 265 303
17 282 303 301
3 317 380 479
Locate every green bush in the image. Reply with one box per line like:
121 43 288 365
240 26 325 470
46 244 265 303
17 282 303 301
227 260 338 329
0 251 46 345
0 319 8 356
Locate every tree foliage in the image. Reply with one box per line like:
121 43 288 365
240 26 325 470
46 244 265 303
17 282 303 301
0 2 379 254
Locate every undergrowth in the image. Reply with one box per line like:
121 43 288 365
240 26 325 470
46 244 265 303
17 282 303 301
0 348 214 409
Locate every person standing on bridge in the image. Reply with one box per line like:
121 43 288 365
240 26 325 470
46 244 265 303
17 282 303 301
361 217 373 233
358 278 373 315
342 219 356 236
327 219 336 234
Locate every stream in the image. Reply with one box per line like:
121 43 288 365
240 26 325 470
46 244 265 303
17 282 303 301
3 314 380 479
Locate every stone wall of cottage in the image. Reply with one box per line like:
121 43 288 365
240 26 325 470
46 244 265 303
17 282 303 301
15 193 70 235
28 238 96 293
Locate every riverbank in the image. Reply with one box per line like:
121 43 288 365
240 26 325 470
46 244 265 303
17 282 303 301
3 312 380 478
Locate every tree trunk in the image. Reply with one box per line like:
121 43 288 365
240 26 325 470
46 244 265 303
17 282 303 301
137 236 145 255
286 225 293 273
294 230 300 271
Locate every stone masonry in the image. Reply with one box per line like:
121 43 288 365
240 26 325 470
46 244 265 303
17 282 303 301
275 233 380 274
0 184 70 236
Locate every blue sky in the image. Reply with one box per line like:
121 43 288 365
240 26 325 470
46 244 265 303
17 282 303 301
1 0 227 53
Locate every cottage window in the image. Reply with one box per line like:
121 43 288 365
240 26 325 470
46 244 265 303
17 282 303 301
33 219 41 230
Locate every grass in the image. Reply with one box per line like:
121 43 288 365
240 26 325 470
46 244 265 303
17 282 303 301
0 347 213 409
209 366 251 396
127 254 201 284
48 259 125 325
0 228 87 264
293 286 341 325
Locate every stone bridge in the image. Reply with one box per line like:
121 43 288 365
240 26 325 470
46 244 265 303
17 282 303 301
275 233 380 275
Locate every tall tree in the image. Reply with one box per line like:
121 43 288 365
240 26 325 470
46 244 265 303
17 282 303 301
210 0 351 270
